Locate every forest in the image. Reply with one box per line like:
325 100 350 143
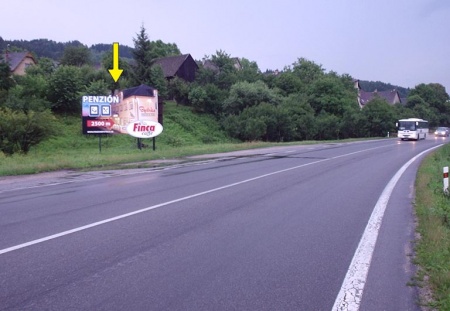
1 27 449 155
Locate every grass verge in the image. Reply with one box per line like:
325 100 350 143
414 143 450 309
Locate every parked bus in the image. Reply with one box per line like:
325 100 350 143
396 118 429 140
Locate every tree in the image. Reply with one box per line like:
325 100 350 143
150 65 168 99
149 40 181 59
280 93 317 140
223 80 280 115
208 50 238 89
408 83 450 126
0 107 57 155
188 84 226 115
131 25 154 86
307 75 357 116
47 66 83 114
291 58 325 86
5 74 51 112
362 97 396 137
0 62 14 91
60 45 92 67
235 58 261 83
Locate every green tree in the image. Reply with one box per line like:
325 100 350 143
408 83 450 126
280 93 317 140
308 75 357 116
169 77 190 105
5 74 51 112
189 83 226 115
314 112 341 140
362 97 396 137
47 66 83 114
291 58 325 86
60 45 92 67
223 80 280 115
131 25 154 86
208 50 238 89
0 107 57 155
274 70 303 96
0 62 14 91
149 40 181 59
25 57 56 77
236 58 261 83
150 65 168 99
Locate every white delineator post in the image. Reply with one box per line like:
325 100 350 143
444 166 449 193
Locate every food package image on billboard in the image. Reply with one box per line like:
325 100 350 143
82 84 159 135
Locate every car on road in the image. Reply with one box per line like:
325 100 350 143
434 127 449 137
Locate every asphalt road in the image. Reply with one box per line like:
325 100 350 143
0 137 446 310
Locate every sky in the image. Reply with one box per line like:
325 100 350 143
2 0 450 92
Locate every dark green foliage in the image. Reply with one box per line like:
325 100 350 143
192 83 226 115
361 97 396 137
131 26 154 86
0 62 14 90
47 66 83 114
0 108 57 155
222 103 292 142
0 39 83 60
169 77 190 105
60 45 92 67
408 83 450 126
223 80 280 115
150 65 168 99
149 40 181 59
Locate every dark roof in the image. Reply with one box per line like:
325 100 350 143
153 54 198 78
122 84 155 99
359 89 400 106
202 59 219 72
3 52 36 71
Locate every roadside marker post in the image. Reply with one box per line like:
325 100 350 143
444 166 449 193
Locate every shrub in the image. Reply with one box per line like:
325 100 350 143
0 108 58 155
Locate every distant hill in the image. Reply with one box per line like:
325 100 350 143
0 37 134 64
359 80 410 98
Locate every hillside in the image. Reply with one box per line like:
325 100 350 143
0 37 134 65
39 100 234 153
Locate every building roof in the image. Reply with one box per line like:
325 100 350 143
122 84 155 99
359 89 401 106
153 54 196 78
3 52 36 71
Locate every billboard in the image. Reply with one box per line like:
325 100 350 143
82 85 163 137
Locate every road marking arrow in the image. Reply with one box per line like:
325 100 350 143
108 42 123 82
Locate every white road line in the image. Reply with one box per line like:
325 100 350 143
0 144 390 256
332 144 442 311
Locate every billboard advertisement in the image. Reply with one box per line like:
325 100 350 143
82 85 163 137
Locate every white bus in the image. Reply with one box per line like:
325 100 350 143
396 118 429 140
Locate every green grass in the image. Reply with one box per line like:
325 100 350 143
414 144 450 309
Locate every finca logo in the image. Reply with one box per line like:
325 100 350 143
126 121 163 138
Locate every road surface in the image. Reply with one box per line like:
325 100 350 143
0 137 445 310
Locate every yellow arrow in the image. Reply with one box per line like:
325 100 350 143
108 42 123 82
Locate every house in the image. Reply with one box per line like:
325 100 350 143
201 57 242 72
3 51 36 75
358 89 402 108
153 54 199 82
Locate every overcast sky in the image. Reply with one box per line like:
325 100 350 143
2 0 449 92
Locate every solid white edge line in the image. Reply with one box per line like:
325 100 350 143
0 144 390 256
332 144 442 311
